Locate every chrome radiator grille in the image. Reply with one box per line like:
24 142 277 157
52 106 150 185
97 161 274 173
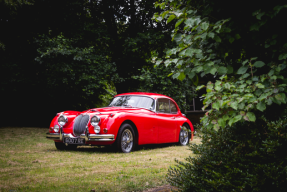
73 114 89 136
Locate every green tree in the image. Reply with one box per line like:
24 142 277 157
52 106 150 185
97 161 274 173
0 0 33 49
154 0 287 191
133 63 196 112
98 0 175 93
153 1 287 127
35 34 118 109
0 0 174 127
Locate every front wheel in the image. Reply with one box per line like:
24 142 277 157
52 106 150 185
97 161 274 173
116 124 135 153
178 125 190 146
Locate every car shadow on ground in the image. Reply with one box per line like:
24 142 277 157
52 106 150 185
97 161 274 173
64 142 180 153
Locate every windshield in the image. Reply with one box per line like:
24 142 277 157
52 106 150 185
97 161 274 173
109 96 155 110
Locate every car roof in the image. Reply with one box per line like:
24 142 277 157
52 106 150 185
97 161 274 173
115 92 173 100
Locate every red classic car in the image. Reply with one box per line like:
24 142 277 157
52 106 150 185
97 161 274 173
46 92 194 153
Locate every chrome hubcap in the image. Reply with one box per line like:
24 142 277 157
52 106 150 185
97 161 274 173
121 129 133 152
180 127 188 145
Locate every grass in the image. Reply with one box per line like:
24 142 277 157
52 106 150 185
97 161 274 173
0 127 201 192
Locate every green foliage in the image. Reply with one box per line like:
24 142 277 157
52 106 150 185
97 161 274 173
1 0 175 127
0 0 33 50
153 0 287 129
132 64 196 112
167 116 287 191
35 34 119 109
1 0 33 6
154 0 287 191
0 41 4 50
199 61 286 129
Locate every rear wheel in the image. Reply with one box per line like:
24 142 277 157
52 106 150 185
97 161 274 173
116 123 135 153
55 142 78 150
178 125 190 146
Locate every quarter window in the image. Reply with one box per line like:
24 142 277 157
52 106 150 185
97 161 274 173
156 98 178 114
170 101 178 114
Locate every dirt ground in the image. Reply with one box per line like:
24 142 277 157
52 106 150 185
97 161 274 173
142 185 179 192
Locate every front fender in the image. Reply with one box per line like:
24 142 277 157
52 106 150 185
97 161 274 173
49 110 80 133
103 112 144 142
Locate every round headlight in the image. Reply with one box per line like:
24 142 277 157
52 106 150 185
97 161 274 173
91 115 101 127
94 125 100 133
54 124 60 132
58 115 68 126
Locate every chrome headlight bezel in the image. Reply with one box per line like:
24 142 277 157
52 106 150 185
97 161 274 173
91 115 101 127
58 115 68 126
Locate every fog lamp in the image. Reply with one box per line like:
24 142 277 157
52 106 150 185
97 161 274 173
94 125 100 133
54 124 60 132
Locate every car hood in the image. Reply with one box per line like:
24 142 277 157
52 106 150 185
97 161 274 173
81 106 153 115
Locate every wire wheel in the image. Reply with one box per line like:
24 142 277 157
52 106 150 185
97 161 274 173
116 123 135 153
121 129 134 152
179 126 189 146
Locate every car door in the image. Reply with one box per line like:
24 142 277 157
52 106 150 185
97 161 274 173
156 98 178 143
139 99 158 145
131 96 158 145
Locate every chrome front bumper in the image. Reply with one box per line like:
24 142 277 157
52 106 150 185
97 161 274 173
46 130 115 142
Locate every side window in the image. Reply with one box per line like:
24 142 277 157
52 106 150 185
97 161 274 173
170 101 178 114
156 98 170 113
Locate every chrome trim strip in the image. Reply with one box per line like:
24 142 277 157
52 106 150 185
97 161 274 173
46 132 115 141
60 126 63 141
89 134 114 141
85 126 89 141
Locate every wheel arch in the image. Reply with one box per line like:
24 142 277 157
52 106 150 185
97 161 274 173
119 120 139 145
182 122 194 142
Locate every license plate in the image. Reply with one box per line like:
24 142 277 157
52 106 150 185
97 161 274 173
64 138 85 144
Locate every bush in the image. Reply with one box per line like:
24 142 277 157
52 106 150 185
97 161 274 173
167 114 287 191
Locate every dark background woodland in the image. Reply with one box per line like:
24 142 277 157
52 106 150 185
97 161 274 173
1 0 287 128
1 0 195 127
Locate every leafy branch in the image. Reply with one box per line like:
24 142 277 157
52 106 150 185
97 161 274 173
153 0 287 130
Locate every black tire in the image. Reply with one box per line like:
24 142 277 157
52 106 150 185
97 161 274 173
178 124 190 146
116 123 135 153
55 142 78 150
55 142 66 150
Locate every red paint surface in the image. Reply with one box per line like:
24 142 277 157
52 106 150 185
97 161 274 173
50 92 194 145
